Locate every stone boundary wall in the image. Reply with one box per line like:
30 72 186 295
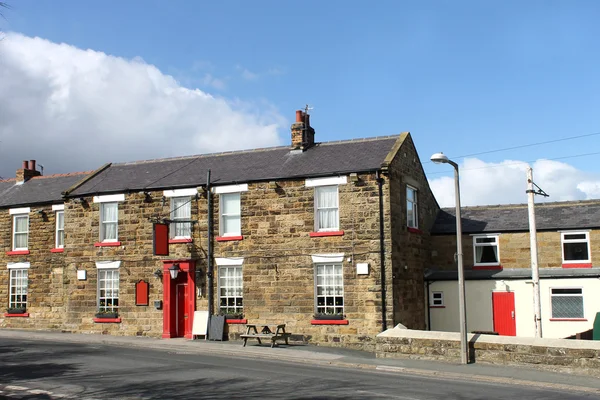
376 328 600 377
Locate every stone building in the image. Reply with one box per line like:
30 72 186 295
1 111 439 349
427 201 600 339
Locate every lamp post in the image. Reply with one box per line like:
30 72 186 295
430 152 469 365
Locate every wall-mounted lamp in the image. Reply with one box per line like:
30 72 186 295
153 269 163 279
169 263 180 279
73 198 86 204
269 181 278 189
349 173 359 182
138 191 152 203
195 268 203 281
36 209 45 216
161 196 166 207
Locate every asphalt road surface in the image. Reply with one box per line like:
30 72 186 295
0 337 596 399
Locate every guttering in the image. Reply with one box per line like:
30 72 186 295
376 170 387 331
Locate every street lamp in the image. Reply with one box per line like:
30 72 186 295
430 152 469 365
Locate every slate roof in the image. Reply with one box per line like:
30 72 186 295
0 173 90 208
68 135 401 197
425 267 600 281
431 200 600 234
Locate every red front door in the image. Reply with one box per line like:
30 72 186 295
176 283 188 337
492 292 516 336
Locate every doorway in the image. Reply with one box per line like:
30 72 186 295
492 291 516 336
161 260 196 339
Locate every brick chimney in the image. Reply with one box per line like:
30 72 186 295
16 160 42 183
291 109 315 151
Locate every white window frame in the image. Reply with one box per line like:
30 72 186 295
472 234 500 266
12 214 29 251
314 262 344 315
100 202 119 242
550 287 584 319
8 263 30 311
407 185 418 228
216 258 244 315
314 185 340 232
55 210 65 248
219 192 241 237
97 261 120 312
430 291 444 307
561 231 591 264
170 196 192 239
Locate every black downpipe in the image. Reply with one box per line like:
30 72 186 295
377 170 387 331
426 281 431 331
206 170 214 318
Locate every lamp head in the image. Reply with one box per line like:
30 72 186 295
168 263 180 280
430 152 449 164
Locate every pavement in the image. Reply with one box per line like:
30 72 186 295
1 329 599 395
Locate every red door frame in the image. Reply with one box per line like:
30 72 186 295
492 291 516 336
162 259 196 339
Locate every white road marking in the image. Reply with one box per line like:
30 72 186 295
355 390 422 400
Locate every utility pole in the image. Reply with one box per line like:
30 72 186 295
526 167 548 338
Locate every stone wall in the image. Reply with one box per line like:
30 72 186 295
376 328 600 377
431 230 600 270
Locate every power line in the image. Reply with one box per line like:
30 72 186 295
425 151 600 177
422 131 600 164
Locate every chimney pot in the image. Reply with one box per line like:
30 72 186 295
22 160 29 170
29 160 36 171
295 110 304 122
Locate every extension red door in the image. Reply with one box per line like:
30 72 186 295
492 292 516 336
176 283 188 337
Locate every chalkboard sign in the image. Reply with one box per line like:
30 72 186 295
208 315 225 341
192 311 209 339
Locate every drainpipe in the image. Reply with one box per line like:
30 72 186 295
206 169 214 318
376 170 387 331
426 280 432 330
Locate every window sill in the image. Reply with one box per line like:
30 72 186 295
562 263 592 269
310 319 349 325
407 227 422 234
226 319 247 324
50 248 64 253
93 317 122 323
216 236 243 242
473 265 503 270
94 242 122 247
309 231 344 238
169 238 193 244
6 250 30 256
549 318 587 322
3 313 29 317
429 306 446 309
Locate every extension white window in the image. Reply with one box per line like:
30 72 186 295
170 197 192 239
98 268 120 312
431 291 444 307
9 268 28 311
100 202 119 242
315 186 339 231
551 288 584 319
220 193 241 236
55 210 65 248
12 214 29 251
315 263 344 314
218 265 243 314
561 232 590 264
473 235 500 266
407 186 418 228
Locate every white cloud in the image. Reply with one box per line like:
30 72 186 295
429 158 600 207
0 33 284 177
237 65 259 81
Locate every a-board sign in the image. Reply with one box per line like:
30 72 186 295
192 310 209 338
208 315 225 341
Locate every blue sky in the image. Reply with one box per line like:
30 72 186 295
2 1 600 205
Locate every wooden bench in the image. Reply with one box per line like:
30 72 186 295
240 324 291 348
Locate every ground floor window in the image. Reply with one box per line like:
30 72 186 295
430 291 444 306
315 263 344 315
551 288 583 319
9 268 28 310
98 269 120 312
219 265 243 315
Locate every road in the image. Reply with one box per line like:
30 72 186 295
0 337 596 399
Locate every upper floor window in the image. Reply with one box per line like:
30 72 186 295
315 185 339 231
430 291 444 307
551 288 583 319
55 210 65 248
170 197 192 239
407 186 418 228
561 232 590 265
12 214 29 251
100 202 119 242
213 184 248 239
473 235 500 266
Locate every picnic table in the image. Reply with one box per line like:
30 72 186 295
240 324 291 348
